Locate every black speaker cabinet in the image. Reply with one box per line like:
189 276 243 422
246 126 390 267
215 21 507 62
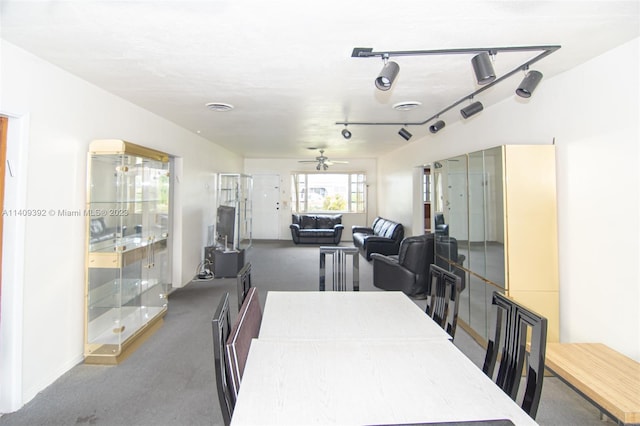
204 246 245 278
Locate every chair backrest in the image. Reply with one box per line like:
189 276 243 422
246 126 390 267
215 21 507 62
482 292 548 419
397 234 434 275
225 287 262 400
211 292 233 426
236 262 252 311
434 212 449 236
425 264 461 338
372 217 405 242
319 246 360 291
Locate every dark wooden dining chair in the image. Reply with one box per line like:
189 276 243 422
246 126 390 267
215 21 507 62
482 291 548 419
236 262 252 311
319 246 359 291
211 292 233 426
425 264 461 338
225 286 262 400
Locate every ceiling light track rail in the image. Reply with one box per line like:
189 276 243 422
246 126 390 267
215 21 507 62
337 44 560 132
351 45 560 59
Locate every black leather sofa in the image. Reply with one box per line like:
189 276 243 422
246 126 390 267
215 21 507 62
352 217 404 260
371 234 435 297
290 214 343 244
89 217 126 244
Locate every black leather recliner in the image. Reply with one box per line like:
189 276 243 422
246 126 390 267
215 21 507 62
371 234 435 298
434 212 449 237
435 236 466 292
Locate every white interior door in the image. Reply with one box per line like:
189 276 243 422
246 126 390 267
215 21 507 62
251 174 281 240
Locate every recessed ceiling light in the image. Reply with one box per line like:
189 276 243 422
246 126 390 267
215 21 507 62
392 101 422 111
205 102 234 112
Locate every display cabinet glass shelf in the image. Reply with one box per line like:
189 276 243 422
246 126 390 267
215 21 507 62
85 139 171 364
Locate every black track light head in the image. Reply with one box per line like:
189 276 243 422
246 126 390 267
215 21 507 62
472 52 496 85
516 70 543 98
460 101 484 119
398 127 412 141
429 120 446 134
375 56 400 91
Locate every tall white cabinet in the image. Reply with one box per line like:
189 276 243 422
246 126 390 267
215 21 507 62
85 140 171 364
433 145 559 343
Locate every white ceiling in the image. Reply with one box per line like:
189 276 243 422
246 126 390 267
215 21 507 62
1 1 638 161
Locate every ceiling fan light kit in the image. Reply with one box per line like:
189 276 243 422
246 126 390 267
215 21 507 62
299 149 348 171
340 44 560 138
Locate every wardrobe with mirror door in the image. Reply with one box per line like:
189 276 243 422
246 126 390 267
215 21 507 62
433 145 559 343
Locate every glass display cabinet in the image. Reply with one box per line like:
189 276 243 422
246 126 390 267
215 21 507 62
85 139 171 364
217 173 252 251
433 145 559 343
206 173 252 279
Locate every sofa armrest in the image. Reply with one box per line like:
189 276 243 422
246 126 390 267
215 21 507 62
352 226 373 235
370 252 400 266
333 224 344 231
362 236 397 245
289 223 301 244
290 223 301 237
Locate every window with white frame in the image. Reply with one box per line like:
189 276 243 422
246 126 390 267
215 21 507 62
291 173 366 213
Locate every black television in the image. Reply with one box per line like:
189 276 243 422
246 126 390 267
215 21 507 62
216 205 236 250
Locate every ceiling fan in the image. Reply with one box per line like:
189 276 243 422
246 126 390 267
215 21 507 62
298 150 348 170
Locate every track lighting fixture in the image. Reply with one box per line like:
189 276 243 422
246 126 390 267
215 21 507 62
460 101 484 119
429 120 446 134
375 55 400 91
340 44 560 133
398 128 412 141
471 52 496 85
341 127 352 139
516 70 543 98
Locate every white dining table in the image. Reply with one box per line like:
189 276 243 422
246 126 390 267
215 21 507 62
258 290 452 341
230 338 538 426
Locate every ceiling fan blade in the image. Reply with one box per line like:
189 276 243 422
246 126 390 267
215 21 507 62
298 160 318 163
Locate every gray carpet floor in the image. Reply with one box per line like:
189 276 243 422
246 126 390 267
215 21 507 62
0 240 610 425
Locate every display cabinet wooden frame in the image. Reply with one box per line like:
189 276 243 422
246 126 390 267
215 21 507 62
84 139 171 364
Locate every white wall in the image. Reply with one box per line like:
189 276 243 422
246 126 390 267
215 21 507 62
244 157 378 240
0 41 243 411
378 38 640 361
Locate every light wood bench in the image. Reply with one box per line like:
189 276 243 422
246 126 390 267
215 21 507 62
544 343 640 425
